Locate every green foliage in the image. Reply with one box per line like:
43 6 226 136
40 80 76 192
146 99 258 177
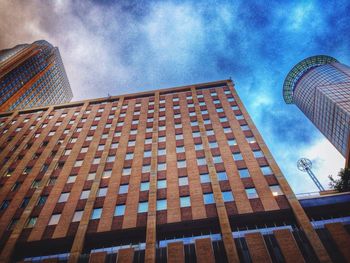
329 168 350 192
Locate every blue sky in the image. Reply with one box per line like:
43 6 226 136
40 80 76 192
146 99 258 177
1 0 349 193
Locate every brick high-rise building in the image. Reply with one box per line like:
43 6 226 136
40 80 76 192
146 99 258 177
0 40 73 112
0 80 349 262
283 55 350 164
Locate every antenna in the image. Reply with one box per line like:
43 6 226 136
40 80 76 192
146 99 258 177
297 158 325 191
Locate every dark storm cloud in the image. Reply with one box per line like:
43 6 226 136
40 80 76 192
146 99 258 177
0 0 349 192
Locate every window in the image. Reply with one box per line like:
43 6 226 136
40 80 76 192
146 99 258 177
220 117 228 122
261 166 273 175
48 214 61 225
125 153 134 160
191 121 198 126
233 153 243 161
140 182 150 191
209 141 218 148
11 182 21 191
179 177 188 186
91 126 97 130
206 130 214 136
158 148 166 156
232 105 239 110
217 171 228 181
270 185 283 196
246 188 258 199
91 208 102 219
142 165 150 174
128 140 136 147
37 195 47 206
204 119 211 125
80 190 90 199
158 136 166 142
119 184 129 194
138 202 148 213
253 150 264 158
159 126 165 131
158 162 166 171
67 175 77 184
74 160 83 167
175 124 182 129
176 146 185 153
144 150 152 158
31 180 41 189
0 200 10 211
102 170 112 178
177 160 186 168
224 127 232 134
26 217 37 228
180 196 191 207
98 145 105 151
241 125 250 131
72 211 83 222
195 144 203 150
157 180 167 189
193 132 200 138
246 137 256 144
176 134 183 140
157 199 167 211
222 191 234 202
20 197 30 208
93 158 101 164
114 205 126 216
8 218 19 230
213 155 223 164
238 168 250 178
87 172 96 181
64 149 71 155
47 177 56 186
107 155 115 163
58 192 70 203
203 193 215 204
236 114 244 120
228 139 237 146
197 157 206 166
200 173 210 183
145 138 152 144
86 136 93 141
97 187 108 197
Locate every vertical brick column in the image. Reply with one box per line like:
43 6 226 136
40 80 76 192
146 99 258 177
245 232 272 263
164 95 181 223
89 251 107 263
325 222 350 261
202 89 252 214
167 241 184 263
0 104 88 263
144 92 159 263
273 229 305 263
227 81 332 263
191 87 240 263
68 99 124 262
116 248 134 263
195 238 215 263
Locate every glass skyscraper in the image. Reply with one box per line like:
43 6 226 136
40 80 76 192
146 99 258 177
283 55 350 158
0 40 73 112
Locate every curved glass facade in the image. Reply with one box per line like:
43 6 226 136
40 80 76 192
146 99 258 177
285 58 350 157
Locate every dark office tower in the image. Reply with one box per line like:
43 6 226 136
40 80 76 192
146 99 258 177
283 55 350 161
0 40 73 112
0 80 348 263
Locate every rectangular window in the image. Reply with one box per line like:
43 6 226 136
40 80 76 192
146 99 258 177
97 187 108 197
222 191 234 202
102 170 112 178
213 155 223 164
157 162 166 171
123 167 132 176
125 153 134 160
203 193 215 204
253 150 264 158
177 160 187 168
144 150 152 158
37 195 47 206
107 155 115 162
236 114 244 120
179 177 188 186
58 192 70 203
80 190 90 199
217 171 228 181
114 205 126 216
246 188 258 199
142 165 150 173
200 173 210 183
48 214 61 225
25 217 37 228
176 146 185 153
180 196 191 207
72 210 83 222
158 148 166 156
238 168 250 178
197 157 206 166
157 180 167 189
67 175 77 184
140 181 150 191
156 199 167 211
195 144 203 150
246 137 256 144
74 160 83 167
87 172 96 181
93 158 101 164
270 185 283 196
176 134 184 140
261 166 273 175
138 202 148 213
241 125 250 131
232 153 243 161
119 184 129 194
209 142 218 148
228 139 237 146
91 208 102 219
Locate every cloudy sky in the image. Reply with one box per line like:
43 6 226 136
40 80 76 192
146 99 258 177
1 0 349 193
